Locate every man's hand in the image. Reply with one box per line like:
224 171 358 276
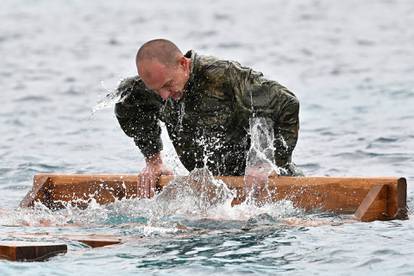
138 153 173 198
244 164 278 205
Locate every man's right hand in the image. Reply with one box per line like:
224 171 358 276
138 153 173 198
244 164 278 205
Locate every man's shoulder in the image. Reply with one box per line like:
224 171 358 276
195 53 263 81
117 76 143 95
116 76 160 100
195 53 236 82
193 49 236 68
114 76 161 115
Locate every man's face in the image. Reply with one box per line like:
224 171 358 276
138 58 189 101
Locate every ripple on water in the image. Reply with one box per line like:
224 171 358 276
372 137 400 143
17 162 65 172
366 136 402 149
61 87 83 95
14 95 52 103
216 42 244 49
372 249 402 256
332 150 411 161
356 257 384 267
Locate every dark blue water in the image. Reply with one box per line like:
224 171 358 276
1 0 413 275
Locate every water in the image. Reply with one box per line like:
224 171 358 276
91 81 125 115
1 0 414 275
244 117 279 204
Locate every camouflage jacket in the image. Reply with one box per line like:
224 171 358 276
115 50 300 176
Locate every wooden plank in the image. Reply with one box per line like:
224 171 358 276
20 174 138 209
1 233 122 249
161 175 408 219
0 241 67 261
64 235 122 248
388 178 408 220
20 174 408 221
354 185 388 222
20 175 52 208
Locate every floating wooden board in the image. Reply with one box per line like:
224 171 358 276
64 235 122 248
354 184 388 222
1 233 122 249
0 241 67 261
20 174 408 222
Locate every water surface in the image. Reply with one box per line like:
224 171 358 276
1 0 413 275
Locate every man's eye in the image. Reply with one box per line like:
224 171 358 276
163 82 173 88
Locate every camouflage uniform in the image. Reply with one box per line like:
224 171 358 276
115 50 301 176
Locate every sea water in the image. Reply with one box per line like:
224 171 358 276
1 0 414 275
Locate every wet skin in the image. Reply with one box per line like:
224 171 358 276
136 56 191 198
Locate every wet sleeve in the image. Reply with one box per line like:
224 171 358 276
272 92 299 166
114 79 163 158
226 62 300 166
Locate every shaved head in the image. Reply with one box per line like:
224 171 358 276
136 39 183 69
135 39 192 101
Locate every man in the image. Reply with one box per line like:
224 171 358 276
115 39 301 198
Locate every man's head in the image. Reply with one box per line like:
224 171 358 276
136 39 191 101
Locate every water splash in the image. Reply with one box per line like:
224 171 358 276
0 118 303 234
150 168 235 222
177 101 185 131
91 80 126 115
246 117 280 174
0 170 303 235
244 117 280 204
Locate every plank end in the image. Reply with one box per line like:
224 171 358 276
354 184 388 222
0 242 67 261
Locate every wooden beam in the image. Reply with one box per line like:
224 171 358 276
353 185 388 222
388 178 408 220
0 241 67 261
20 174 408 221
64 235 122 248
1 233 122 249
20 175 52 208
163 175 408 220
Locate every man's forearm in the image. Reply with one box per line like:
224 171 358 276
145 152 163 166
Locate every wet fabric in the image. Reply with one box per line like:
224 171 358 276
115 50 301 176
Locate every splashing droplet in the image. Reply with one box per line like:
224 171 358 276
91 80 126 116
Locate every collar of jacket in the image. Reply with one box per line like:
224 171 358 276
180 49 198 101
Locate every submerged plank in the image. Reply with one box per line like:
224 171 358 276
1 233 122 248
0 241 67 261
64 235 122 248
20 174 408 221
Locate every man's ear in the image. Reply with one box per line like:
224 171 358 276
179 56 187 68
